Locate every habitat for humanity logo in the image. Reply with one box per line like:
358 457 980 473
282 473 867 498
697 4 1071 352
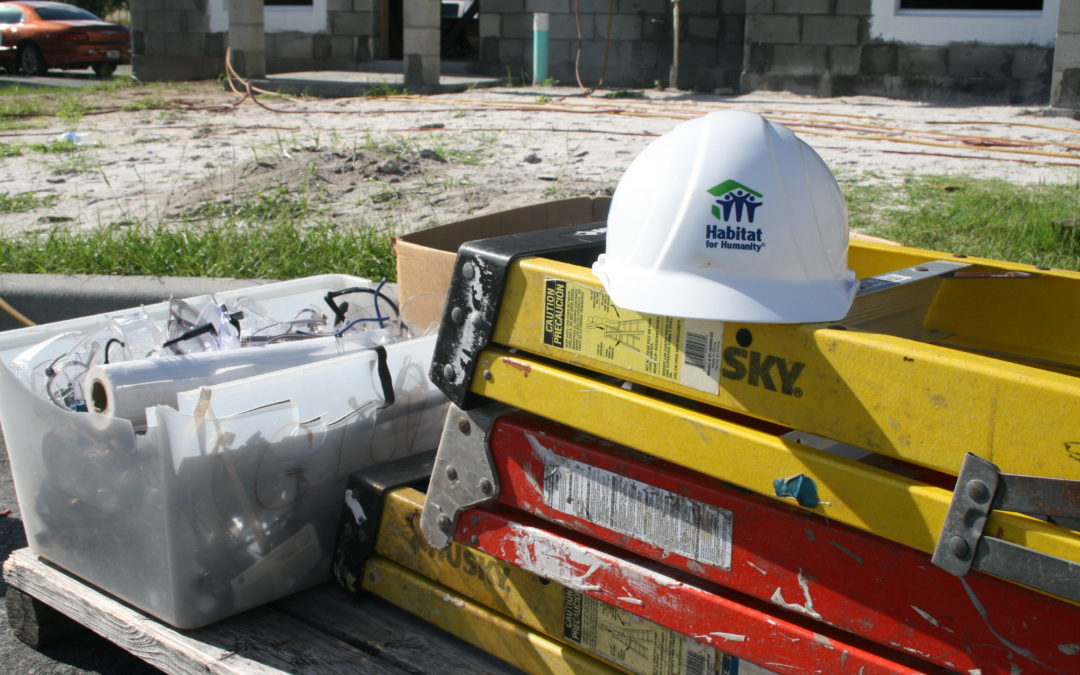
705 180 765 253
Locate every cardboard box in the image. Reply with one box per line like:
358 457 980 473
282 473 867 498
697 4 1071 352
393 197 611 334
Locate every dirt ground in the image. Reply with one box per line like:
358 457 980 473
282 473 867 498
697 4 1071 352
0 81 1078 674
1 81 1078 238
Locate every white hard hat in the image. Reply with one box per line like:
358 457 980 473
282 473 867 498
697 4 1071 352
593 110 858 323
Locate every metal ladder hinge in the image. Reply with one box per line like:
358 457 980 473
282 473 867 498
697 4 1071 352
932 452 1080 603
419 403 511 550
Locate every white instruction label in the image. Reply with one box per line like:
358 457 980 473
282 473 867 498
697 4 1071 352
543 454 733 570
564 589 717 675
541 277 723 394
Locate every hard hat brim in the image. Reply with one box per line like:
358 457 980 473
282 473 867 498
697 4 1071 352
593 260 858 324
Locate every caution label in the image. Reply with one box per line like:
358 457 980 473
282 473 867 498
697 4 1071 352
541 278 723 394
542 279 582 350
544 454 733 571
563 589 717 675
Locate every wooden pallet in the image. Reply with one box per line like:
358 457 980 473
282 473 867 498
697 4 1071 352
3 548 517 674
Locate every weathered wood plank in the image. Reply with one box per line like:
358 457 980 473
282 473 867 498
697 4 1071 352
189 608 406 674
276 584 521 674
3 548 404 674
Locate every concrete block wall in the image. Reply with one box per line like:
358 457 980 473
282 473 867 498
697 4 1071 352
480 1 744 92
742 1 868 97
132 0 378 80
265 1 378 72
402 0 441 87
884 43 1051 104
1053 0 1080 107
742 0 1052 104
130 1 1058 103
228 0 266 78
131 0 223 81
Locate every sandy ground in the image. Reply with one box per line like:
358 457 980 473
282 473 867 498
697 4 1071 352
0 83 1078 239
0 81 1078 673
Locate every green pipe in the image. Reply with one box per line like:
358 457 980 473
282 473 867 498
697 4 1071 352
533 12 549 84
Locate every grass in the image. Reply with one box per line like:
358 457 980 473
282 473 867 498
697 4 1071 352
31 139 81 154
45 151 99 176
0 89 48 130
0 191 58 212
0 79 169 130
357 132 494 166
0 182 396 280
1 175 1077 277
182 184 325 224
0 142 23 158
844 175 1080 270
56 97 91 126
0 220 397 281
0 156 1076 278
368 185 403 204
120 95 171 112
361 84 410 97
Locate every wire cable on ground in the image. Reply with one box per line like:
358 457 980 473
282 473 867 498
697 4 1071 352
435 95 1080 155
163 53 1080 170
0 297 35 327
215 48 1080 166
224 47 305 104
879 149 1080 169
598 0 616 89
572 0 589 92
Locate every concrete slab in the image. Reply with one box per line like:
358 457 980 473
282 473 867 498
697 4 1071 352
0 65 134 90
254 69 505 97
0 74 91 90
0 274 269 332
0 63 499 97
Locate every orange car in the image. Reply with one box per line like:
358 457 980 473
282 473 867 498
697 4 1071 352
0 1 130 77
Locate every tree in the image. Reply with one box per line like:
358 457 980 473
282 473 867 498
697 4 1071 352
71 1 128 19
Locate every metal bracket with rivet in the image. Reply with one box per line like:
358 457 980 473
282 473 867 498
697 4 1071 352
932 452 1080 602
419 402 512 550
427 223 608 410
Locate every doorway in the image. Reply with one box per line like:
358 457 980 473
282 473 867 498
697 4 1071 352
377 1 479 63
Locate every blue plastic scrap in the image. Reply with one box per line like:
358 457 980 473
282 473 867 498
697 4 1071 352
773 473 820 508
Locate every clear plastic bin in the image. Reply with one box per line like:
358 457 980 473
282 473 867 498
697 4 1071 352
0 275 448 628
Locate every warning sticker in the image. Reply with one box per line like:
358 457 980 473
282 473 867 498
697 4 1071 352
543 453 733 570
541 278 723 394
563 589 716 675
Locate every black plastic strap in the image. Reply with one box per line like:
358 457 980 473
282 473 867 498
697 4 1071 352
373 344 395 409
162 322 216 351
227 310 243 334
325 287 401 327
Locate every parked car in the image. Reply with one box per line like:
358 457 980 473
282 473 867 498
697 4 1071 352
0 1 130 77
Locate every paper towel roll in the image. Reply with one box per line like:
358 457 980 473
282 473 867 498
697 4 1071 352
85 334 391 427
174 335 437 423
